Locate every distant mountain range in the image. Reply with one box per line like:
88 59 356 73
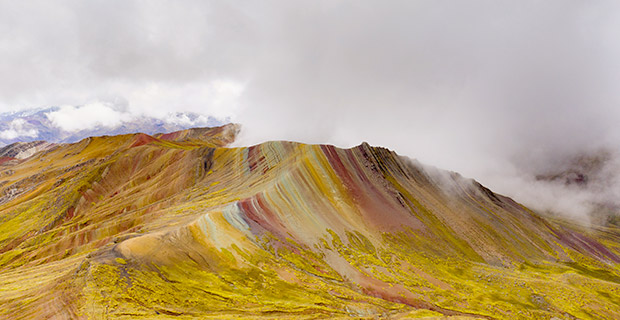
0 107 225 146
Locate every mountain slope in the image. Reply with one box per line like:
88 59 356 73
0 125 619 319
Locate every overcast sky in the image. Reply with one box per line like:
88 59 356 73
2 1 620 219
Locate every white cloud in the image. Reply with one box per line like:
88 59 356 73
0 119 38 139
124 80 244 120
165 113 210 127
45 102 131 132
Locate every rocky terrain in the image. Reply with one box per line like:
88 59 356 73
0 124 619 319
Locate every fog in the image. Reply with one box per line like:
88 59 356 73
2 1 620 222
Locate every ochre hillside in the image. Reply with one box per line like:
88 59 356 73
0 124 619 319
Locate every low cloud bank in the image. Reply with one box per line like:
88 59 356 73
46 102 131 132
0 119 39 140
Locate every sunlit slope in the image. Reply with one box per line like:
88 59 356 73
1 125 619 319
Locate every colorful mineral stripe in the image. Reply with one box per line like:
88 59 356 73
0 124 619 319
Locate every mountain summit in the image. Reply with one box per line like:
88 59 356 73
0 124 618 319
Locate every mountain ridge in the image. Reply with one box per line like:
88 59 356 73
0 125 619 319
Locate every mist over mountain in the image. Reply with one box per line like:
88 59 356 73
3 1 620 227
1 1 620 318
525 149 620 226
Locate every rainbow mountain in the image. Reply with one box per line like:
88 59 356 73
0 124 619 319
